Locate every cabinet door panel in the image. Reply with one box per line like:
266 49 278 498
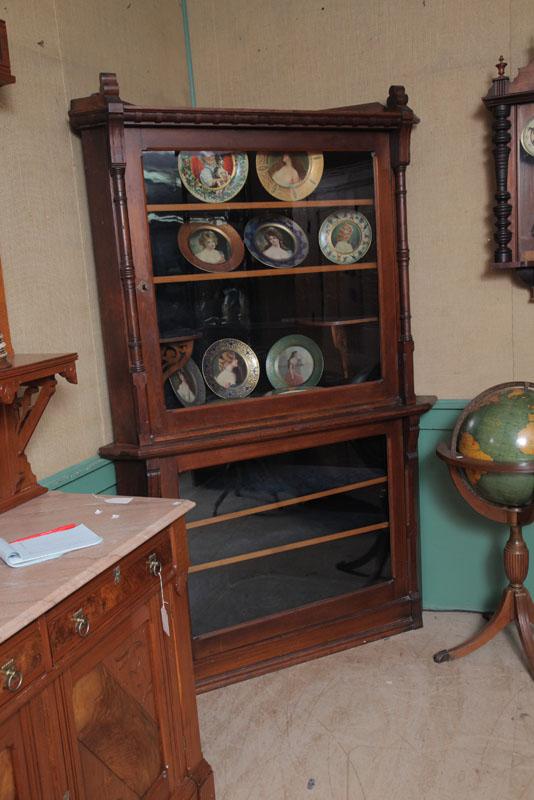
66 601 175 800
0 714 33 800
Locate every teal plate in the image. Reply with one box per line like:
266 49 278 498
266 334 323 390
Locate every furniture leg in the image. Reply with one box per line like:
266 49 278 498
433 586 514 663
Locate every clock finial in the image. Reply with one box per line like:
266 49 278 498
496 55 507 77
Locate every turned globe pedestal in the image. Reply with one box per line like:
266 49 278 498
434 382 534 678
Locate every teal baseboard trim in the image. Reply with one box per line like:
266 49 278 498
419 399 469 431
42 456 117 495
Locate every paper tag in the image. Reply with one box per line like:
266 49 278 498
161 603 170 636
158 571 170 637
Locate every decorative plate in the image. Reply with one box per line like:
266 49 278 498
178 220 244 273
319 210 372 264
256 152 324 201
521 117 534 157
243 215 308 269
168 359 206 407
202 338 260 399
266 335 323 390
178 151 248 202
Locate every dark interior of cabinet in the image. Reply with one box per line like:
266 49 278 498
143 149 382 406
180 435 390 636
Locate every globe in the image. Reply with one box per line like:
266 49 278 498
453 382 534 507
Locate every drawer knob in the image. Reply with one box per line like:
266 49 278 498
73 609 90 638
1 658 23 692
147 552 162 577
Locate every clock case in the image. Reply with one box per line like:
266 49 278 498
483 57 534 297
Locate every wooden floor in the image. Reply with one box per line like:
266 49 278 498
197 610 534 800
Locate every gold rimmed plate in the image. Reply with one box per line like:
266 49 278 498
178 220 244 273
202 338 260 399
256 151 323 201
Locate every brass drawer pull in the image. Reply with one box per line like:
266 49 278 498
147 552 162 577
1 658 23 692
73 609 90 638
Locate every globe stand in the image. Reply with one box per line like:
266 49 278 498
434 442 534 677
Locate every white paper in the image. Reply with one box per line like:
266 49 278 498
0 524 103 568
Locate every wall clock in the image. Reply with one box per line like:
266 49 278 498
483 55 534 299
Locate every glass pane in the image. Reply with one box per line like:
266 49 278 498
142 149 381 410
182 436 390 636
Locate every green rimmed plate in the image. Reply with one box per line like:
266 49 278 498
266 335 323 390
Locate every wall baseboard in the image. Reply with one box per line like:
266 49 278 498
42 456 117 495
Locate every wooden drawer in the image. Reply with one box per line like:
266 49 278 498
0 621 46 705
46 530 174 663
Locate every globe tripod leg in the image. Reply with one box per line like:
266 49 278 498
515 591 534 678
433 587 514 663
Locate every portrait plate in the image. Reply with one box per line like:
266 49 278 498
178 220 244 273
266 334 323 390
168 359 206 407
178 151 248 203
256 152 324 201
243 215 308 269
319 210 372 265
202 338 260 400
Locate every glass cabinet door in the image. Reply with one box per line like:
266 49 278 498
141 148 382 411
180 434 390 637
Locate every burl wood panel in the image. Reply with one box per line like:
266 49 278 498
0 747 15 800
73 656 162 795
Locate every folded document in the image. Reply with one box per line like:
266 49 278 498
0 524 103 568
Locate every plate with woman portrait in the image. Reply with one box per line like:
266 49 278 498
178 151 249 203
178 220 244 273
266 334 323 391
202 338 260 400
243 215 308 269
256 152 324 201
168 359 206 407
318 210 372 265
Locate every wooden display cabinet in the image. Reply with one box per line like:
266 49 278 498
69 75 434 690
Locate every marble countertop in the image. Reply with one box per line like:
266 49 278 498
0 491 194 644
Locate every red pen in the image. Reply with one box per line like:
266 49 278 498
12 524 77 543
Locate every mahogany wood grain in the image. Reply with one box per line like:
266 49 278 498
70 74 434 690
147 198 374 212
153 262 377 283
189 522 389 573
188 475 388 528
0 497 215 799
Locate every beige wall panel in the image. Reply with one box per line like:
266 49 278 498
0 0 189 479
188 0 524 398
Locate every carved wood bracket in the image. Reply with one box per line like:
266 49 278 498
0 353 78 513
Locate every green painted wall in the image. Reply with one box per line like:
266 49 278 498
44 406 532 612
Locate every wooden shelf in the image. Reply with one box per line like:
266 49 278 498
148 198 375 213
154 261 377 283
187 474 387 529
189 520 390 573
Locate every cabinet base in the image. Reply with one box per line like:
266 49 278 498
194 594 422 693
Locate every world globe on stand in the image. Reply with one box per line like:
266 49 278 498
453 382 534 507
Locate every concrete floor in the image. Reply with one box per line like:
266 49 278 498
197 611 534 800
